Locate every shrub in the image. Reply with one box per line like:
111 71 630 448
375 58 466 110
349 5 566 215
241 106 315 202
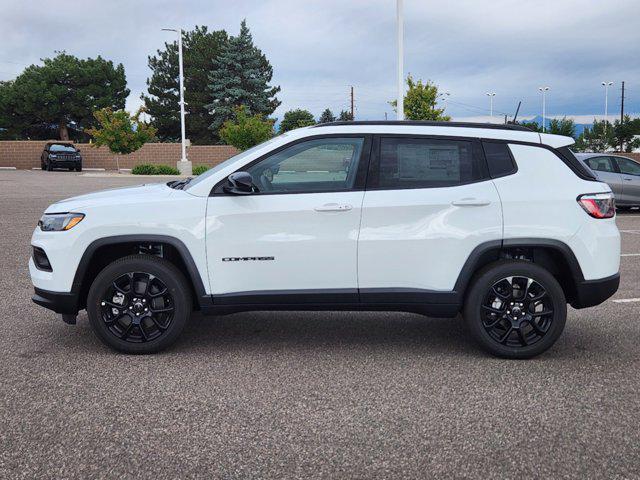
154 164 181 175
193 165 210 175
131 164 180 175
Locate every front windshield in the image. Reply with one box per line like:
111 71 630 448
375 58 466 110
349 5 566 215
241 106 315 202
184 135 284 190
49 144 77 153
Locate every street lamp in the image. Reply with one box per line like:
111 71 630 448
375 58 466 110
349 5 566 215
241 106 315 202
486 92 496 119
602 81 613 129
162 28 191 175
538 86 550 132
396 0 404 120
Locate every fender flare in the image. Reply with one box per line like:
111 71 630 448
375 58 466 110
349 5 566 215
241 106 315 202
72 234 209 308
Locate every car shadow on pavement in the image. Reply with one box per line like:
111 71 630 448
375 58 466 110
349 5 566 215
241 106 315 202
171 311 479 357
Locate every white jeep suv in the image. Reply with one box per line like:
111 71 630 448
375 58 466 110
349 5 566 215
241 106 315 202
30 121 620 358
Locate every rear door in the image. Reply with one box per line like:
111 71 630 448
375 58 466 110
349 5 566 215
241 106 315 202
613 156 640 205
357 135 502 300
584 156 624 200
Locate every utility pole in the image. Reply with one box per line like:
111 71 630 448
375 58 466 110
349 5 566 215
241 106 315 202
396 0 404 120
350 85 355 120
620 81 625 151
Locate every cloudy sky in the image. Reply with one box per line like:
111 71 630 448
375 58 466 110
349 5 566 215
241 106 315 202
1 0 638 124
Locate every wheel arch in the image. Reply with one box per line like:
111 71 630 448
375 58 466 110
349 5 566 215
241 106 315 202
72 235 209 311
454 238 584 305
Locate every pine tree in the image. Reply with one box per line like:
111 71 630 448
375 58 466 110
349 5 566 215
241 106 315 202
142 26 228 144
338 110 353 121
207 20 281 137
318 108 336 124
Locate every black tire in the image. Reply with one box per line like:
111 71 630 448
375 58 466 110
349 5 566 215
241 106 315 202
87 254 192 354
46 161 53 171
463 260 567 359
76 165 82 172
68 167 75 172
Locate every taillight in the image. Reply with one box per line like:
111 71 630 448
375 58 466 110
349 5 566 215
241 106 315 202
577 193 615 218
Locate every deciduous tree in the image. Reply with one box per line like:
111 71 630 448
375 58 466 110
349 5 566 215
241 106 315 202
219 105 273 151
390 75 450 121
278 109 315 133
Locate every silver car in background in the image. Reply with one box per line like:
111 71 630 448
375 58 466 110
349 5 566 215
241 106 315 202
576 153 640 210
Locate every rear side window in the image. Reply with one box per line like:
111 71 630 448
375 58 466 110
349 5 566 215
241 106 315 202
482 141 516 178
586 157 615 173
372 137 487 189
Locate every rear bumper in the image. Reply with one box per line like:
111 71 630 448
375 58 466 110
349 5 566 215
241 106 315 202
571 273 620 309
32 287 79 315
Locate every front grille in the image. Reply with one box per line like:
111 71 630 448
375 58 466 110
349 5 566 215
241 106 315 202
32 247 52 272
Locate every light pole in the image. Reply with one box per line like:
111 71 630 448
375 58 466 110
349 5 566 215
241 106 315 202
538 86 550 132
602 81 613 129
162 28 191 175
486 92 496 120
396 0 404 120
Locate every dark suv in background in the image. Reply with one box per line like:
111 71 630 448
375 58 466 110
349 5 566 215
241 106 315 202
41 142 82 172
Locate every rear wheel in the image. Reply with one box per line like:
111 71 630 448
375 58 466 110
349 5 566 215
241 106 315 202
87 254 192 354
463 261 567 359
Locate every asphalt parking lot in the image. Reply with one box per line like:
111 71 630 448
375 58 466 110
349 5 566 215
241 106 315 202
1 169 639 479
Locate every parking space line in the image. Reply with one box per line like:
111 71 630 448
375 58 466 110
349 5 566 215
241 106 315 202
613 298 640 303
621 253 640 257
619 230 640 234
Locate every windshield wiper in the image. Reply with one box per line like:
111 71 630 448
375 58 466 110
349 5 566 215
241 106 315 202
168 177 192 190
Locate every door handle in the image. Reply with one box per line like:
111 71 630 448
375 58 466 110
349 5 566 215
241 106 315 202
314 203 353 212
451 198 491 207
624 177 633 181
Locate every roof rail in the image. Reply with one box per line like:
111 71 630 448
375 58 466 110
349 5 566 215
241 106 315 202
312 120 532 132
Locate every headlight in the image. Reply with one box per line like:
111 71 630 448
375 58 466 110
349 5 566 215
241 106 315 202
38 213 85 231
49 154 57 158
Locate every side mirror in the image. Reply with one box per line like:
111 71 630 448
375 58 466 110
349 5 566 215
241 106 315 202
223 171 256 195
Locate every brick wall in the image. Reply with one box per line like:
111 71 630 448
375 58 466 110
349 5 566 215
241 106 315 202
621 153 640 163
0 141 238 170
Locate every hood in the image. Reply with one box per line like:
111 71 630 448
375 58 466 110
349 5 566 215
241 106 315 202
45 183 173 213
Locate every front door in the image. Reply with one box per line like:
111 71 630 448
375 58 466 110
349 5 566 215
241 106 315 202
205 136 370 304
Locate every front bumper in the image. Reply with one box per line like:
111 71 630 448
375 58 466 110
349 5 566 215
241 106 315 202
571 273 620 309
32 287 79 315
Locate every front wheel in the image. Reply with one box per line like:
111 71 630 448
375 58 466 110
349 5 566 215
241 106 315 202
463 261 567 359
87 254 192 354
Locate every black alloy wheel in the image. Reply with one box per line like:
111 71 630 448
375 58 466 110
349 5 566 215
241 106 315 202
87 255 191 354
464 261 567 359
481 276 553 348
100 272 175 344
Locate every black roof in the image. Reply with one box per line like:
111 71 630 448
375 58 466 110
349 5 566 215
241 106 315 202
312 120 532 132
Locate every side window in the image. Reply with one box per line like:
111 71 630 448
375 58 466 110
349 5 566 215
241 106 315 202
374 137 487 189
616 157 640 176
586 157 614 173
245 137 364 193
482 141 516 177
